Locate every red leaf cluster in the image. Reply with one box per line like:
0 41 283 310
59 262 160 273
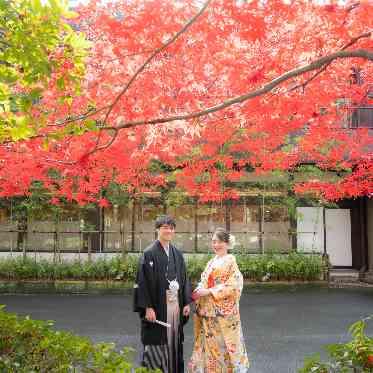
0 0 371 203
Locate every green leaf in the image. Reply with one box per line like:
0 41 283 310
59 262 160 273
85 119 98 131
56 77 65 90
9 116 34 140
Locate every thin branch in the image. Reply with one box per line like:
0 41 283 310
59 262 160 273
104 49 156 63
43 158 75 165
289 30 371 92
87 0 212 156
0 60 14 67
86 129 118 156
101 0 212 126
346 2 360 14
49 106 109 127
101 48 373 131
0 40 11 47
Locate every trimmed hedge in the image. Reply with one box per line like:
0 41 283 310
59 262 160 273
236 253 324 281
0 252 325 282
0 306 156 372
0 256 138 282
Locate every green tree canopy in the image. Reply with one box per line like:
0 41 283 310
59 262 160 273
0 0 89 142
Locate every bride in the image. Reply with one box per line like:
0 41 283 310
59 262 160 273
188 227 250 372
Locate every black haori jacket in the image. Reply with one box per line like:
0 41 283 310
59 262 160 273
133 241 192 366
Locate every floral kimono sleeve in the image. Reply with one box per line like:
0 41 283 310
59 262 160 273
209 256 243 301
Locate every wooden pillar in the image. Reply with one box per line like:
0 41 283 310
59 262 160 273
288 172 297 251
194 199 198 253
225 200 231 232
322 207 327 256
258 195 264 254
131 199 136 252
359 198 368 271
99 205 104 253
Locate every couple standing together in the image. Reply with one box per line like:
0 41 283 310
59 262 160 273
133 215 250 373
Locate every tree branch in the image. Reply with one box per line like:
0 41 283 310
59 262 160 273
48 106 108 128
0 60 14 67
87 0 212 156
289 30 372 92
46 0 212 131
101 0 212 126
86 128 118 157
102 48 373 131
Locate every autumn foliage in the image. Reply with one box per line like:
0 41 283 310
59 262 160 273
0 0 372 204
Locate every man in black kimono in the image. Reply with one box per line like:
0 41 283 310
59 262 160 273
133 215 192 373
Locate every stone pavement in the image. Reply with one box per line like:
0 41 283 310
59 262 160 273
1 285 373 373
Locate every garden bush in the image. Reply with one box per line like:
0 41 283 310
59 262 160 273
0 252 324 283
0 305 156 373
236 252 323 281
299 317 373 373
187 252 323 282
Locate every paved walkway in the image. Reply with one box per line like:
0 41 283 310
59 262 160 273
1 285 373 373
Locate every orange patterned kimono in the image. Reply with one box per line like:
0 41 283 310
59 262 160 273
188 254 250 373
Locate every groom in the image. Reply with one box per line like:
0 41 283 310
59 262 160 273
133 215 192 373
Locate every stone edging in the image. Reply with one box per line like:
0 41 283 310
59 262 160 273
0 279 328 294
328 281 373 289
0 279 372 294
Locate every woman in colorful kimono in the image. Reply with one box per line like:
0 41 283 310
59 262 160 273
188 228 250 373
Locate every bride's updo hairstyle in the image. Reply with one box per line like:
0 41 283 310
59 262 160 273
213 228 236 250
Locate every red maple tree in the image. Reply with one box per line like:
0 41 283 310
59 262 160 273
0 0 372 204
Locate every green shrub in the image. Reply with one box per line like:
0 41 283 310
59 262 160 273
236 253 323 281
299 317 373 373
0 305 156 373
120 255 139 281
185 254 212 281
0 252 324 282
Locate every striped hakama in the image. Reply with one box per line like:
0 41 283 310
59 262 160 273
142 289 180 373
